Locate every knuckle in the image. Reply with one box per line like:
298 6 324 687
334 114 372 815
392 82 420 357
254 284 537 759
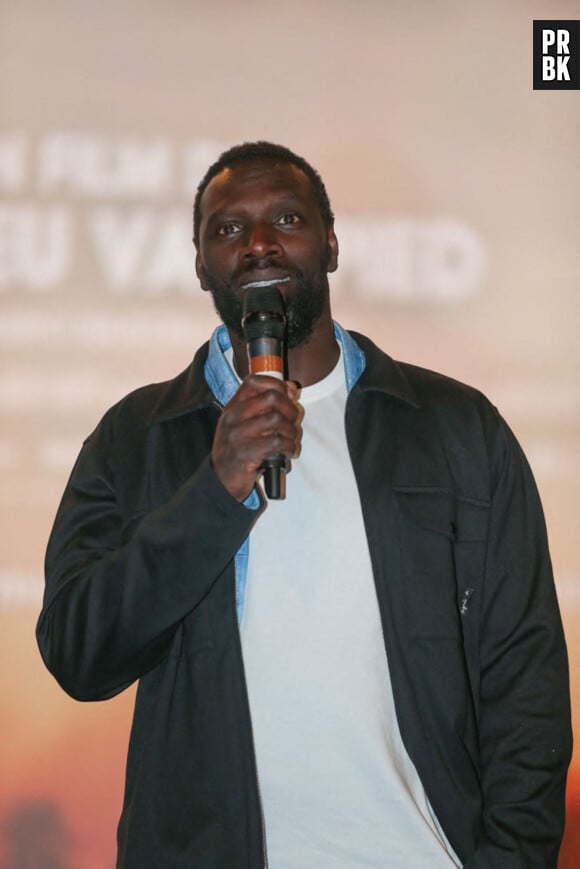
264 389 277 405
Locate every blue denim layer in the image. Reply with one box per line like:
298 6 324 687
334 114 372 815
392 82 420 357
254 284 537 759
204 321 366 623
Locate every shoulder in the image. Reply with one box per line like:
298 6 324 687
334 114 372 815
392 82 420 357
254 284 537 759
397 358 498 426
351 329 499 420
349 330 512 491
87 341 211 443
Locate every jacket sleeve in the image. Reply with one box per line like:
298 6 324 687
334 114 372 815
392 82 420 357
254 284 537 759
36 415 263 702
464 415 572 867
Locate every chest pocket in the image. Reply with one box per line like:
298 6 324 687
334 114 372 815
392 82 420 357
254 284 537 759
394 488 489 640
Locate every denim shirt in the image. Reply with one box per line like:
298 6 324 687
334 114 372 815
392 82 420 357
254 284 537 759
204 321 366 623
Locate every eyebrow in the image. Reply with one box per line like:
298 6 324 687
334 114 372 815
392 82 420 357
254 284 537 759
204 192 304 225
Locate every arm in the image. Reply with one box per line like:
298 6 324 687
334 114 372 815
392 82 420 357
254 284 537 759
36 374 300 703
36 427 260 702
465 416 572 867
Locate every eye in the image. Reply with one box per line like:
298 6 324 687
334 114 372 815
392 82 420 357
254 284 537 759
276 212 300 226
217 221 242 237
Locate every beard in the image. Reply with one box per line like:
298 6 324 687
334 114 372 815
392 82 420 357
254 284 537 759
202 261 330 350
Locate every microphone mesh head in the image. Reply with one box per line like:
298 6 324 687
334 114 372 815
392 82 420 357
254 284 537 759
242 286 284 319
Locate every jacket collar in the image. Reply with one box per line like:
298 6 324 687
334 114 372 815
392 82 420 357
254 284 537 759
349 330 420 408
148 342 214 424
150 323 420 425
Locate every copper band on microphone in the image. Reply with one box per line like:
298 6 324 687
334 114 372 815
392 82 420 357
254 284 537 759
250 355 284 376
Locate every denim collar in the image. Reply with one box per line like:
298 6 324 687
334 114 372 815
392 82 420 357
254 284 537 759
204 321 366 405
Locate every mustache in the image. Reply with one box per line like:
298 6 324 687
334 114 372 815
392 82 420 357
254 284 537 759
235 263 301 288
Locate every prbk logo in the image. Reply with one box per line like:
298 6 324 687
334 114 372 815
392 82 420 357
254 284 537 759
533 21 579 89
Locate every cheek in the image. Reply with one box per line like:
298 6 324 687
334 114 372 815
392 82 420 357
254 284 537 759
287 237 326 270
200 248 236 281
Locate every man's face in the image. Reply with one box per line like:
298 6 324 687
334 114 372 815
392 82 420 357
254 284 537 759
195 159 338 348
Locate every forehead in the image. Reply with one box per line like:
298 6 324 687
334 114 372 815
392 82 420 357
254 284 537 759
199 159 318 220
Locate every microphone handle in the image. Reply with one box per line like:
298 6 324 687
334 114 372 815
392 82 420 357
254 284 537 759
261 456 285 500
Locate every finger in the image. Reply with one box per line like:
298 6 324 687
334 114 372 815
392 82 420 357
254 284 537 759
226 390 300 428
216 396 299 444
230 412 299 451
240 374 290 398
263 432 298 462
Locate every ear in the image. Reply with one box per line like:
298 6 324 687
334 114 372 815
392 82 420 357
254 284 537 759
195 250 210 292
326 225 339 274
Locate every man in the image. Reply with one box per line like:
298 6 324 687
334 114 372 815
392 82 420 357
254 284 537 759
37 142 572 868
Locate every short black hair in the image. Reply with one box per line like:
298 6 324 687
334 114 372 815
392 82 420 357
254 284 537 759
193 141 334 247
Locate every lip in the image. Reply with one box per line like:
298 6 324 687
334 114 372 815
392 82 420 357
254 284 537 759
239 275 291 291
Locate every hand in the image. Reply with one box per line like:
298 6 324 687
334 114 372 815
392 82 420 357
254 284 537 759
211 376 301 501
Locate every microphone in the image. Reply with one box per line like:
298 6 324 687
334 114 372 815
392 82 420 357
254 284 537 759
242 286 287 500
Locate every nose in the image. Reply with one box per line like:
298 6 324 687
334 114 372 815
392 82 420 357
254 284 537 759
243 222 282 260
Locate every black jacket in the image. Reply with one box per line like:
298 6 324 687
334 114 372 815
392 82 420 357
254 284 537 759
37 332 572 868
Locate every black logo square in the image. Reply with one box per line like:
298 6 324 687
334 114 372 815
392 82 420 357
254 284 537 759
533 20 580 89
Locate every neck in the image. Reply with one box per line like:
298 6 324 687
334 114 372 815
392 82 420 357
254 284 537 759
229 310 339 388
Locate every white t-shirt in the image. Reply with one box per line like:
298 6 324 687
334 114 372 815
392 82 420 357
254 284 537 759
239 347 461 868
